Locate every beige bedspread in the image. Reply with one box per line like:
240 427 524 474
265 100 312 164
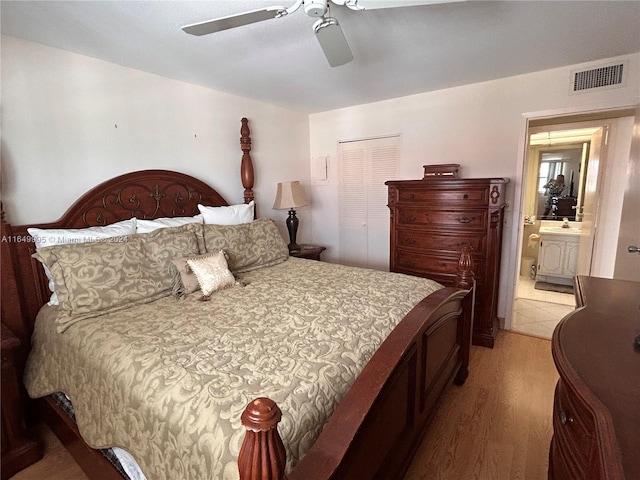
24 258 442 480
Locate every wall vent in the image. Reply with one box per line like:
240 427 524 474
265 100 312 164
570 62 627 94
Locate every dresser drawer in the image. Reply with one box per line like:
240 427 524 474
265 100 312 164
395 229 486 254
549 434 576 480
395 207 487 231
552 381 594 478
395 186 491 206
556 380 594 439
393 250 485 280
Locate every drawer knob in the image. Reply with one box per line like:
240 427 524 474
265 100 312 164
560 411 574 425
456 216 474 224
463 194 469 199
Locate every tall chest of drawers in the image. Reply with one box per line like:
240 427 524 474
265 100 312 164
386 175 508 348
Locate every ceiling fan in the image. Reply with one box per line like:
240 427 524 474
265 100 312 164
182 0 463 67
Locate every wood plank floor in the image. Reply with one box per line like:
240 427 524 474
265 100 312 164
10 330 558 480
404 330 558 480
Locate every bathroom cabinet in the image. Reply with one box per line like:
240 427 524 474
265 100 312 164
537 233 579 284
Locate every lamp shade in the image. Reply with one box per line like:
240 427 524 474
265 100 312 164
273 181 309 209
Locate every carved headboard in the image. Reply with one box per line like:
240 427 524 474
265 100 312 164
43 169 230 227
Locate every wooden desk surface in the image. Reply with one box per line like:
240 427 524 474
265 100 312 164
553 276 640 478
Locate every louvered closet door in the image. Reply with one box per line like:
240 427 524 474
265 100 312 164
339 136 399 270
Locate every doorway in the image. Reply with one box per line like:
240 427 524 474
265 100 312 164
509 110 635 339
513 126 596 338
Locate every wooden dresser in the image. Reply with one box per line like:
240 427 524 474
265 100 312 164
549 276 640 480
386 169 508 347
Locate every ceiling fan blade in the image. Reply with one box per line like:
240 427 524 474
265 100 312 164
344 0 465 10
314 17 354 67
182 7 286 36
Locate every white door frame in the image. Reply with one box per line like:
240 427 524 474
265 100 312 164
503 102 636 331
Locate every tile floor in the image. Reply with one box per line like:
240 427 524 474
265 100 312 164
511 275 575 339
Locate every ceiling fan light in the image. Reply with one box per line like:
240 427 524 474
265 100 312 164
304 0 329 17
313 17 354 67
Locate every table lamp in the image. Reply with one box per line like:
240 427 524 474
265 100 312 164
273 181 309 252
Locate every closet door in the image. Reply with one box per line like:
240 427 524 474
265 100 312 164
339 136 399 270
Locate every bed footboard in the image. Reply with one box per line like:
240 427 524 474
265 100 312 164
239 248 474 480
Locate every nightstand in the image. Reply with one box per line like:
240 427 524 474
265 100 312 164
1 323 43 480
289 244 326 261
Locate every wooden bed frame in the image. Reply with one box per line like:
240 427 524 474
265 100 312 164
1 118 475 480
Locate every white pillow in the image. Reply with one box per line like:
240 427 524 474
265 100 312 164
136 214 203 234
198 201 254 225
27 218 137 305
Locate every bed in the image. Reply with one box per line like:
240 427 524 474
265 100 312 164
1 118 475 480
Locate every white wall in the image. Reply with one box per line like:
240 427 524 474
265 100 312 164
309 53 640 319
1 36 311 243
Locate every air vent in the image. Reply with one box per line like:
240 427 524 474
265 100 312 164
571 62 627 93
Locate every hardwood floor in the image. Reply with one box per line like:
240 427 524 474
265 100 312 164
9 330 558 480
404 330 558 480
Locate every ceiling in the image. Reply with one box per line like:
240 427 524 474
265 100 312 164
2 1 639 113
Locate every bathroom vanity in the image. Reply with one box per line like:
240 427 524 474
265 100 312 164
537 221 581 285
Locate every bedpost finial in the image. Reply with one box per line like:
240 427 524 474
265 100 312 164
241 118 251 149
455 244 474 290
241 397 282 432
239 397 287 480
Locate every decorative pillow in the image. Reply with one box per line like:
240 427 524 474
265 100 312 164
27 218 138 305
138 222 203 271
170 256 201 298
136 214 203 234
198 201 254 225
33 222 203 332
186 251 237 300
34 236 168 332
202 218 289 274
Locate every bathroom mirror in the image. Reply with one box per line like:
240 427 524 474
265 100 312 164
535 146 584 220
523 127 599 223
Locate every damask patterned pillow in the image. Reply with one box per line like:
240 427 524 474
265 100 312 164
139 222 203 272
27 218 138 305
33 223 203 332
202 218 289 273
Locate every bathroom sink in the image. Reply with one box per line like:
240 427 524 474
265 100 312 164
539 226 582 235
